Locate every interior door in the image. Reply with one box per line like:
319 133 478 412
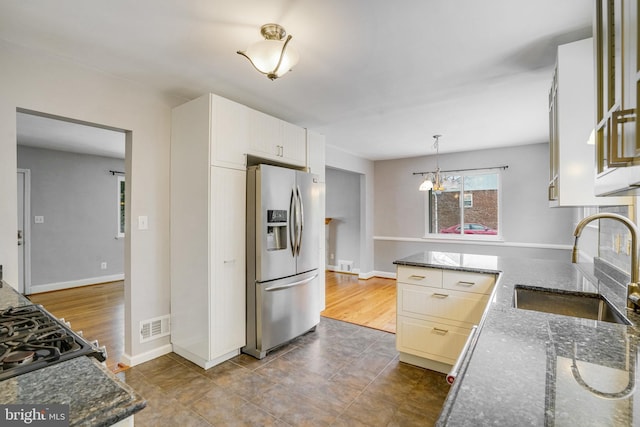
16 169 30 294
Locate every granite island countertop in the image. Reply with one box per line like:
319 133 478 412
394 252 640 426
0 280 146 426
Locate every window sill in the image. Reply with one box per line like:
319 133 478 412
421 234 504 243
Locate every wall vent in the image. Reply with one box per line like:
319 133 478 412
139 315 170 343
338 259 354 272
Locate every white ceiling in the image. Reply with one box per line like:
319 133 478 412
17 112 126 159
2 0 593 160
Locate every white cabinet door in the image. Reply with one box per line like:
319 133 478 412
210 166 246 358
249 109 282 159
248 108 306 167
211 95 248 170
281 121 306 166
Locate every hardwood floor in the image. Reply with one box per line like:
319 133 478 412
27 281 124 372
25 271 396 372
321 271 396 333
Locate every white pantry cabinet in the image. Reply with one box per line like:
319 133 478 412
170 96 246 369
396 266 496 373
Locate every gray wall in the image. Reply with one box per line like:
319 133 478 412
373 142 578 273
326 167 361 272
17 145 125 289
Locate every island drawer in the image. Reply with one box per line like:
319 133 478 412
398 283 489 326
396 266 443 287
396 317 470 365
443 270 496 295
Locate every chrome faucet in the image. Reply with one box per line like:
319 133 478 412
572 212 640 310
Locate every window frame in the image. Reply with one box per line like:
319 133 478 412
117 175 125 238
423 169 502 241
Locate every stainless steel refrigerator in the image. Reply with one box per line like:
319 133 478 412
244 164 320 359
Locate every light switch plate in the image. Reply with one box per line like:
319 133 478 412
138 215 148 230
34 216 44 224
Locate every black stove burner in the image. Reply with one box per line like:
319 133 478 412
0 305 106 380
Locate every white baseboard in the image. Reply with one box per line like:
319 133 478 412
120 343 173 367
28 274 125 294
371 270 396 279
327 267 396 280
327 265 360 275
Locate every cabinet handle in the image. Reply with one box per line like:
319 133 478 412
223 259 236 264
456 281 476 287
432 293 449 298
408 275 426 280
609 108 636 166
432 328 449 335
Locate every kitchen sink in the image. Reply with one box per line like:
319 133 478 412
513 285 631 325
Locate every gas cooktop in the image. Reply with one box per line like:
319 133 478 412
0 304 106 380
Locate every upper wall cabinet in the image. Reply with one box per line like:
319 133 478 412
211 95 249 170
173 93 309 170
594 0 640 196
549 38 629 206
248 109 306 167
171 93 249 171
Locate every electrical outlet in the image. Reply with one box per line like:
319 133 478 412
101 262 107 270
330 253 335 260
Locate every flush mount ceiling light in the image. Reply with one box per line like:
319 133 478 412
419 135 445 193
237 23 300 80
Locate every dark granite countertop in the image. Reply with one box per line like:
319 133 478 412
0 356 145 427
394 252 640 426
0 281 146 426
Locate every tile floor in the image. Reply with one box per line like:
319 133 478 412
118 318 450 426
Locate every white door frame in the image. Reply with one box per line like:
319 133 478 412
17 168 32 294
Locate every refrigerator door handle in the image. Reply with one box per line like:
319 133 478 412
289 188 296 257
296 185 304 256
264 274 318 292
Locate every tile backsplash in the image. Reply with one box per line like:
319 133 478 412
598 205 634 274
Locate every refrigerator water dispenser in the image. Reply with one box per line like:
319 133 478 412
266 209 288 251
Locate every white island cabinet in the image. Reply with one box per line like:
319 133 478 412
396 265 496 373
170 93 246 369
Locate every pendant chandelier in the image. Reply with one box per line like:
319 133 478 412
419 135 445 192
237 23 300 80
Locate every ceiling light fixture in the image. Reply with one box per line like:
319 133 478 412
419 135 445 193
237 23 300 80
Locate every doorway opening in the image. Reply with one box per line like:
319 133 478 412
16 108 129 371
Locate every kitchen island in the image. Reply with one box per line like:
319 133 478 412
394 252 640 426
0 281 146 426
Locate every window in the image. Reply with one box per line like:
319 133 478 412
117 175 125 238
425 171 500 238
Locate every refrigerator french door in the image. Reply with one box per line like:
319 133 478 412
244 164 320 359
